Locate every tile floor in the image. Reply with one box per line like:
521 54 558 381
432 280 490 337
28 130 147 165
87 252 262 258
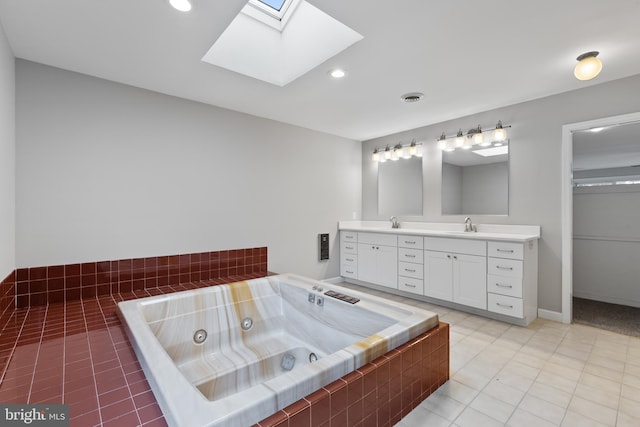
340 283 640 427
1 277 639 427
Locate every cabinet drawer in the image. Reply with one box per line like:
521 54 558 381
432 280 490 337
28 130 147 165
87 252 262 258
424 237 486 256
358 232 397 247
488 293 524 318
488 258 523 278
341 231 358 243
398 235 424 249
399 262 423 279
341 253 357 265
341 241 358 255
341 264 357 279
487 274 522 298
488 241 523 260
399 248 423 264
398 277 424 295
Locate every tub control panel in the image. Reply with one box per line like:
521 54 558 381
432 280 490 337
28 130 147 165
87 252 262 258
324 290 360 304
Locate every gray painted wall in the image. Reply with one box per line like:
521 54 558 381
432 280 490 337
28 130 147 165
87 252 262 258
442 163 462 214
16 60 362 279
0 22 15 281
573 185 640 307
362 74 640 313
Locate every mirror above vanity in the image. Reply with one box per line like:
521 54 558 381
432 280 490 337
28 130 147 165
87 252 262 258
375 141 424 216
439 123 510 215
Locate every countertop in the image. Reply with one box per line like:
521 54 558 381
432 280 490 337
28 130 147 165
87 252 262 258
338 221 540 242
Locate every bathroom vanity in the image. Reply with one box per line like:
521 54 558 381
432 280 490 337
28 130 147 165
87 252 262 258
339 221 540 326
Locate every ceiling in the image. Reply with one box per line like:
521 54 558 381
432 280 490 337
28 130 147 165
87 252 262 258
1 0 640 141
573 120 640 171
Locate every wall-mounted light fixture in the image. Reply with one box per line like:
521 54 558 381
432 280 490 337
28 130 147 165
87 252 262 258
437 121 511 152
371 139 423 162
574 51 602 81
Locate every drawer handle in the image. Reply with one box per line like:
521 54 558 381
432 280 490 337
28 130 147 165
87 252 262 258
497 249 514 253
404 283 416 288
345 236 354 239
405 268 416 273
496 266 513 271
345 246 354 250
405 254 416 258
345 258 354 262
345 270 354 274
495 283 513 289
496 302 513 309
405 241 416 245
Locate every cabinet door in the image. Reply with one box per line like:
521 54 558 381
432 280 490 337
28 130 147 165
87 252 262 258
424 250 453 301
453 254 487 309
357 244 378 284
376 244 398 289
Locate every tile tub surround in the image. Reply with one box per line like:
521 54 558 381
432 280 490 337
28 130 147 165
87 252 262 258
14 247 268 308
0 270 15 319
118 274 443 427
0 271 271 427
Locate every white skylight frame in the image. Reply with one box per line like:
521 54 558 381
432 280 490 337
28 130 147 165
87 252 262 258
202 0 363 86
244 0 300 31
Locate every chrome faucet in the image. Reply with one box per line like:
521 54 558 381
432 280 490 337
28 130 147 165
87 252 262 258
464 217 476 232
390 216 400 229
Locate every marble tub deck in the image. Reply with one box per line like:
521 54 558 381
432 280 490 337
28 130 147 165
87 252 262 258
118 274 443 426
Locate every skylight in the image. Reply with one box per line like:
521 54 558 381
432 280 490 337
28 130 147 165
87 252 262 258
248 0 295 23
258 0 287 11
473 146 509 157
202 0 363 86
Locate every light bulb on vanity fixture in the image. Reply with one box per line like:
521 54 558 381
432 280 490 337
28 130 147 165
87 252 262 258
493 120 507 142
383 146 392 162
437 132 448 150
454 129 465 148
471 125 488 146
574 51 602 81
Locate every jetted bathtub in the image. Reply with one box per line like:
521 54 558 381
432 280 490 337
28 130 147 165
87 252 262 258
117 274 440 426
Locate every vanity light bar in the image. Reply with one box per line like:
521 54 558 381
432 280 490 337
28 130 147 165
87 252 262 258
372 139 423 162
437 121 511 152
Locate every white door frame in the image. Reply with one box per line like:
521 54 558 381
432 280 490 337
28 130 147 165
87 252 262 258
561 111 640 323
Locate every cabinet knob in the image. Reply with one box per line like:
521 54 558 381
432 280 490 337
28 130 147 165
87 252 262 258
447 254 451 259
453 255 458 260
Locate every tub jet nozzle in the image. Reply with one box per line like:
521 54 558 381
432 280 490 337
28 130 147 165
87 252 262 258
281 353 296 371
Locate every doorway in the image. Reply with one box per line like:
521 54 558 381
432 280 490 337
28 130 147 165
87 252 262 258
561 112 640 327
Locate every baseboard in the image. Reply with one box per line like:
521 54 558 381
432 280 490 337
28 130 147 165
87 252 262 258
538 308 563 323
573 291 640 308
322 276 344 284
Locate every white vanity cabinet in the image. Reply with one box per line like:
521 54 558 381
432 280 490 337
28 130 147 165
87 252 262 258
340 231 358 279
486 240 538 324
339 222 539 326
398 235 424 295
424 237 487 309
357 232 398 289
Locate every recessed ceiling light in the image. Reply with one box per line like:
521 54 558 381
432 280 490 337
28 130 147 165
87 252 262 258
169 0 192 12
401 92 424 103
329 69 346 79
